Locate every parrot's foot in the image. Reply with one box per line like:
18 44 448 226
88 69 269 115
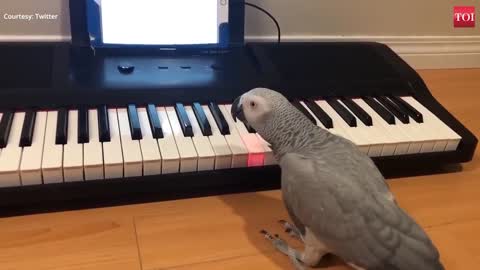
278 220 304 242
260 230 306 270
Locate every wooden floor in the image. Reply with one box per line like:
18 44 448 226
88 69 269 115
0 69 479 270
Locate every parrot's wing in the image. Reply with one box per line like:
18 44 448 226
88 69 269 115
280 152 443 270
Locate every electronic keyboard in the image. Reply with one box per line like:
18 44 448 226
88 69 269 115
0 41 477 217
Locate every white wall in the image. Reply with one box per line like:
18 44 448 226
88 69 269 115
0 0 479 68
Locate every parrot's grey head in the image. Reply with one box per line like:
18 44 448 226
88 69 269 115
231 88 305 140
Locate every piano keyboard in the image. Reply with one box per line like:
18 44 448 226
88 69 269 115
0 96 461 187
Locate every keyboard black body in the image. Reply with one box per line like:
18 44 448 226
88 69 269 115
0 41 477 217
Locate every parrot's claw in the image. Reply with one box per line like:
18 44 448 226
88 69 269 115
260 229 305 270
278 220 305 242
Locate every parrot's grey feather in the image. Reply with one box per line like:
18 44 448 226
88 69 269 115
234 88 444 270
279 151 443 270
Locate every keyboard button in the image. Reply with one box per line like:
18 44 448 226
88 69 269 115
127 104 142 140
354 99 411 155
138 107 162 175
20 111 47 185
317 100 372 152
208 102 229 135
192 102 212 136
103 108 124 179
203 105 233 169
156 107 180 174
174 103 193 137
42 111 64 183
147 104 163 139
166 106 198 172
292 100 316 124
78 107 89 144
341 98 372 126
304 99 333 128
185 106 215 171
219 105 249 168
0 111 14 148
83 109 104 180
256 134 276 165
118 108 143 177
376 96 409 124
340 101 383 156
326 98 357 127
98 105 111 142
63 110 84 182
363 97 395 125
55 108 68 145
225 104 264 167
389 96 423 123
402 97 461 151
20 110 36 147
0 112 25 187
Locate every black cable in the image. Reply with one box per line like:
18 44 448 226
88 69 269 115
244 2 281 43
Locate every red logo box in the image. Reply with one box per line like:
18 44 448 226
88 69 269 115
454 6 475 27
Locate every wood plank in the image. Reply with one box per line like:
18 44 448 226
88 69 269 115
0 214 141 270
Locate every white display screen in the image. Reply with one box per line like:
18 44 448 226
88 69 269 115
100 0 220 45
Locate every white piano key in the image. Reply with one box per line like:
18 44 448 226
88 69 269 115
83 109 104 180
299 101 344 137
315 100 371 153
339 100 385 157
103 109 124 179
0 112 25 187
202 105 232 169
218 105 249 168
165 106 198 172
225 104 264 167
185 106 215 171
402 97 462 152
354 99 409 156
157 107 180 174
118 108 143 177
138 107 162 175
373 97 435 154
256 134 276 165
20 111 47 185
41 111 64 183
62 110 84 182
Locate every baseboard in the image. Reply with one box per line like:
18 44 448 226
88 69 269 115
0 34 479 69
246 35 480 70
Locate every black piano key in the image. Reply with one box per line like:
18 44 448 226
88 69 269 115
292 100 316 124
0 111 14 148
127 104 142 140
19 110 36 147
208 102 229 135
363 97 395 125
244 123 256 133
389 96 423 123
174 103 193 137
376 96 409 124
78 107 89 143
341 98 373 126
304 99 333 129
326 98 357 127
98 105 111 142
147 104 163 139
192 103 212 136
55 108 68 145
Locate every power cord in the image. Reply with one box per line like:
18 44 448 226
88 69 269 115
244 2 281 43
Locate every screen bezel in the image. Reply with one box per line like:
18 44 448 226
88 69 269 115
83 0 232 49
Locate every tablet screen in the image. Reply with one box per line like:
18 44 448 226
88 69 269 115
87 0 229 47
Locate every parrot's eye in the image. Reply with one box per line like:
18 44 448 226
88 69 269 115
250 101 256 108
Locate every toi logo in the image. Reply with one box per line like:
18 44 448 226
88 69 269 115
454 6 475 27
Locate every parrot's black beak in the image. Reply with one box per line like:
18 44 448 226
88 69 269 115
231 96 246 123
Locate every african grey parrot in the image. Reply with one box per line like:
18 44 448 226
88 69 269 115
230 88 444 270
